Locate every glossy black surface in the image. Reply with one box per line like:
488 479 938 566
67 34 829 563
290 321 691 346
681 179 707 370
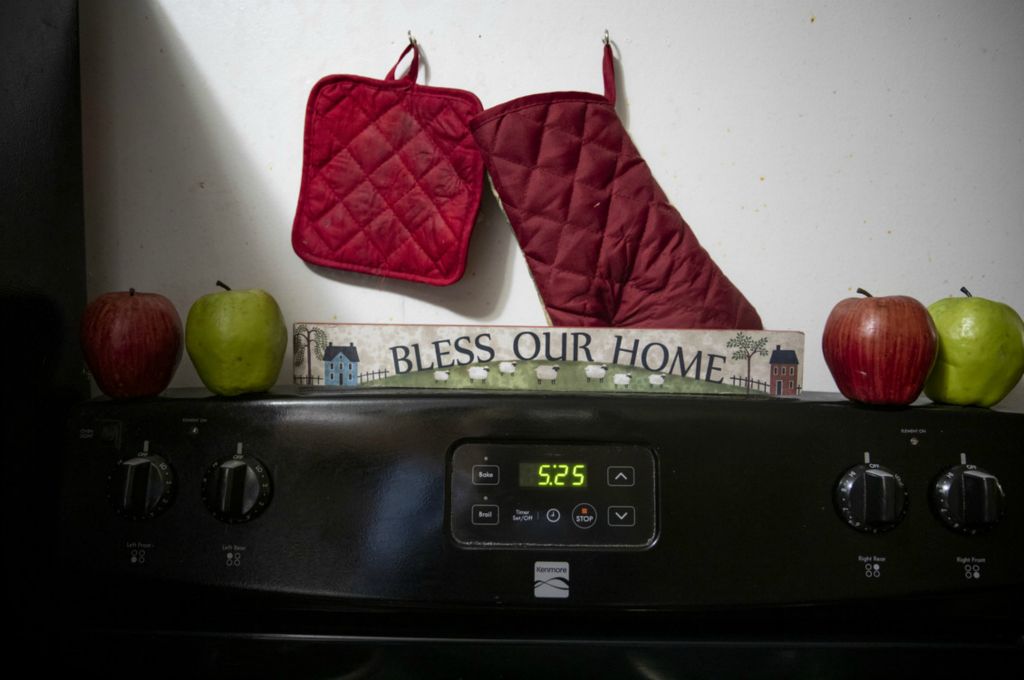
59 390 1023 606
53 389 1024 674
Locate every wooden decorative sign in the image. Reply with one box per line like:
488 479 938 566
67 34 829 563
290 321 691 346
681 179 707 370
293 324 805 397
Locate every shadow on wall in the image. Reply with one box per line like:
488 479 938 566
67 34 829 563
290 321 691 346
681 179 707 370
83 0 289 388
82 0 281 298
81 0 525 392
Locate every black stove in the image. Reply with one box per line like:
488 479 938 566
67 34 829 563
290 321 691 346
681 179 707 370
52 389 1024 676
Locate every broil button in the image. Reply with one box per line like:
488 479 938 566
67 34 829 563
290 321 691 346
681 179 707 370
572 503 598 529
472 504 500 525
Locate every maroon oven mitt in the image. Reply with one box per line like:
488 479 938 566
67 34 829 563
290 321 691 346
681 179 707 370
470 43 763 329
292 43 485 285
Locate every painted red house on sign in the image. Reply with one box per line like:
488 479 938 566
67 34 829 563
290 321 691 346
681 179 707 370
769 345 800 396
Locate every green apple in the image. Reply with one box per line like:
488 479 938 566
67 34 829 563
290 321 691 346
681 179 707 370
186 281 287 396
924 287 1024 407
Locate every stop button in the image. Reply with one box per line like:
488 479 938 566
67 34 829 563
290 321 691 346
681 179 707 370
572 503 597 529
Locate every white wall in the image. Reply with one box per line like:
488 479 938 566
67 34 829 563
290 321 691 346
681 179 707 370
80 0 1024 410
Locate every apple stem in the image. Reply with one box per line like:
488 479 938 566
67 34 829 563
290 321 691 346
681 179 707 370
216 280 231 291
129 288 135 296
960 286 972 298
856 288 872 298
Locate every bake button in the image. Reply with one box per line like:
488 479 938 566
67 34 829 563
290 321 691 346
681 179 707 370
607 466 635 487
471 504 499 525
608 506 636 527
572 503 598 529
472 465 501 485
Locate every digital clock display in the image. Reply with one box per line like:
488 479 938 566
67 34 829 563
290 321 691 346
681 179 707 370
518 462 587 488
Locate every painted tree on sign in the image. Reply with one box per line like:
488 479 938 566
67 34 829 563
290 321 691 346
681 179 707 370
293 325 328 384
726 332 769 393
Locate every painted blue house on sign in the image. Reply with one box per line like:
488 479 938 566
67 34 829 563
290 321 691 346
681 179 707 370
324 342 360 386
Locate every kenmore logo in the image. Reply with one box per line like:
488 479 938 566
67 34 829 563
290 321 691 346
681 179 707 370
534 561 570 598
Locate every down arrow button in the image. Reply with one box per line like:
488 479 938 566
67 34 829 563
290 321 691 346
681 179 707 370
608 506 636 527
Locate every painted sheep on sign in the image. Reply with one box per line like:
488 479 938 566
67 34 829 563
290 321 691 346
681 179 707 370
468 366 490 383
535 365 560 384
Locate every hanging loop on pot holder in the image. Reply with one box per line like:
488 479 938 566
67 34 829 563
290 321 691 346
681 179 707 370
602 32 616 107
291 40 485 286
385 42 420 83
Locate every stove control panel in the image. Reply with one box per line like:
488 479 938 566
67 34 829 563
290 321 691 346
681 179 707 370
449 442 657 549
58 392 1024 610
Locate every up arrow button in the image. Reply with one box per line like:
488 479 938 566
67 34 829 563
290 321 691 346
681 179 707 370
607 466 635 487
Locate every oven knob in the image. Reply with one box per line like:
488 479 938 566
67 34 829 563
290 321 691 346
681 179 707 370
108 454 175 520
202 456 272 523
931 465 1005 534
834 464 908 533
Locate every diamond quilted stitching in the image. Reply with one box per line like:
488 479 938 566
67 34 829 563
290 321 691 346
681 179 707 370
537 125 584 190
344 92 464 267
306 151 369 219
319 202 388 265
369 155 419 210
491 110 547 169
472 91 761 329
346 123 400 178
515 213 565 268
293 72 483 284
374 103 422 150
390 187 450 266
574 137 620 189
365 209 419 264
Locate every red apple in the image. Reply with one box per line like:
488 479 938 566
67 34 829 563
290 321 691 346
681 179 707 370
822 288 937 405
81 288 183 398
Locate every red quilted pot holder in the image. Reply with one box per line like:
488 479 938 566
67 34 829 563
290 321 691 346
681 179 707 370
292 44 484 285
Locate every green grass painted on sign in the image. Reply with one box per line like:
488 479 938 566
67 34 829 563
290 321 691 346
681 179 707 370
358 360 759 396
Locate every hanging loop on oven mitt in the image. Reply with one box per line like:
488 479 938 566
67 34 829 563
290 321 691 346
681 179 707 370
470 41 763 329
292 41 485 286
